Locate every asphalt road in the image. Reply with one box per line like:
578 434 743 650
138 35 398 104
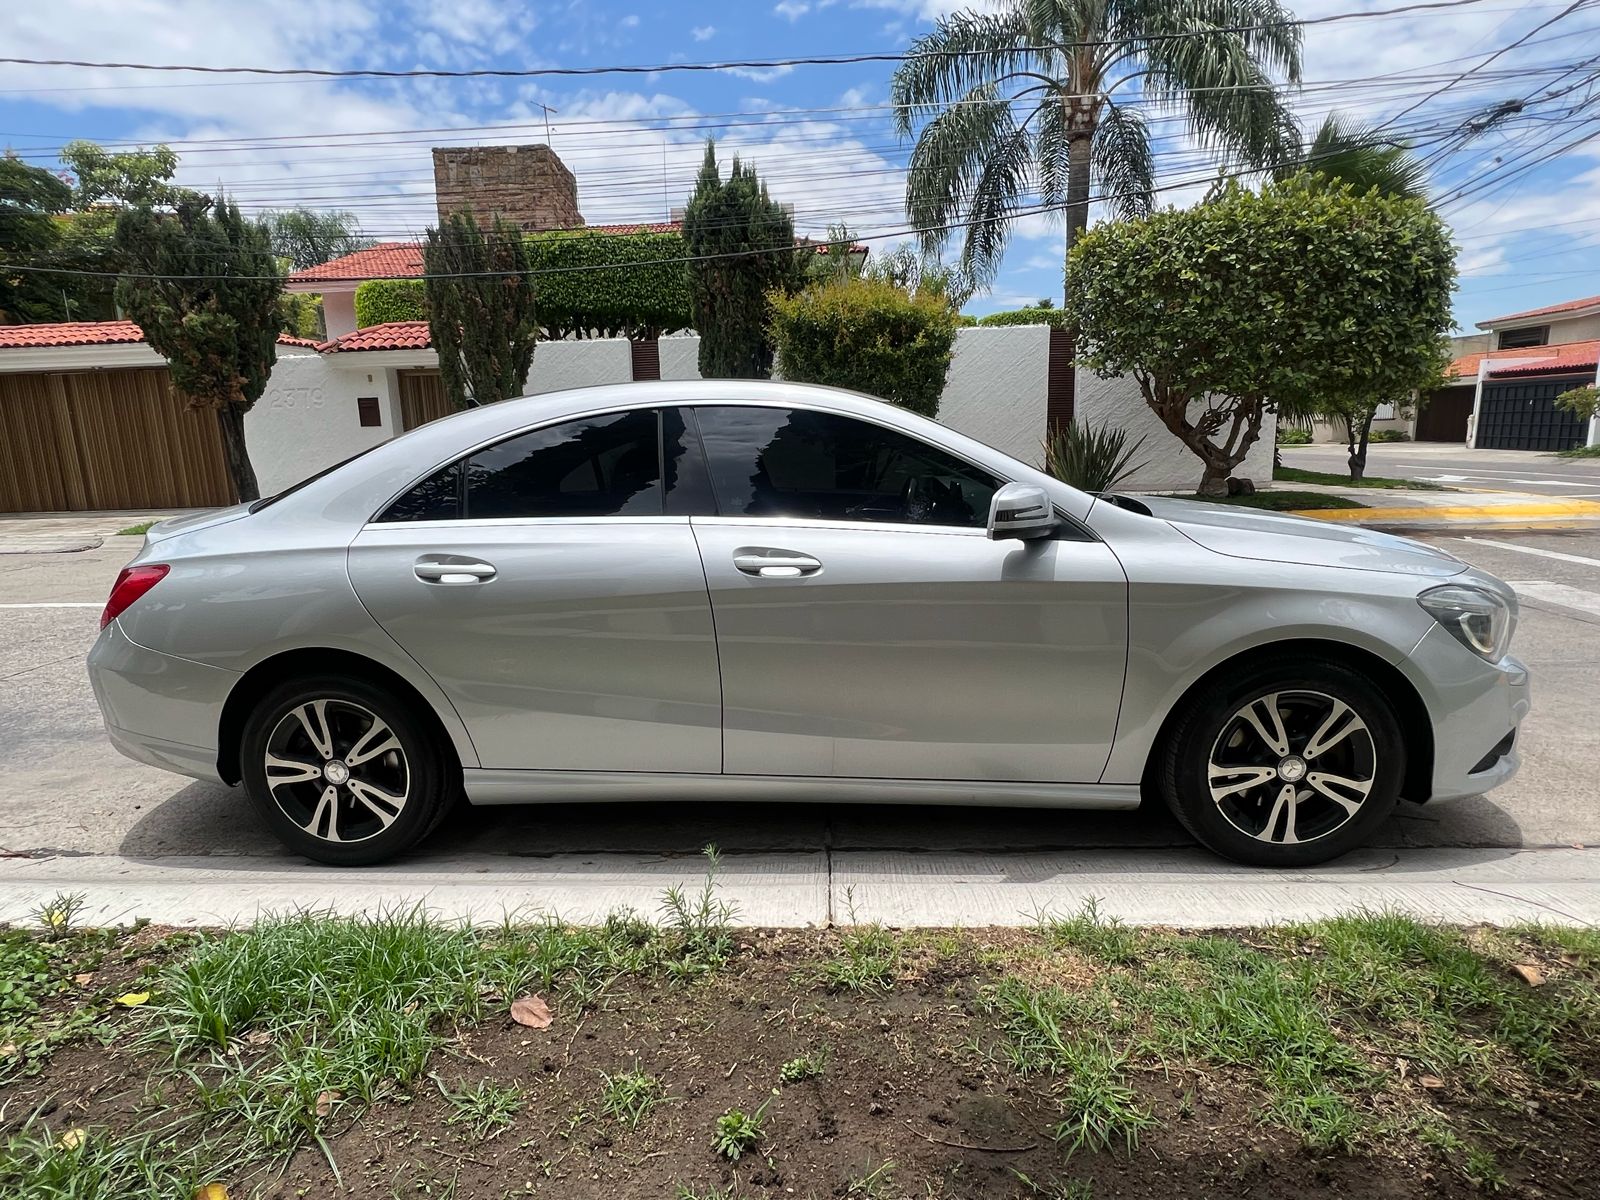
3 524 1598 875
1280 442 1600 498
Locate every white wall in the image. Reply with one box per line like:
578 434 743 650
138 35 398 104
1074 369 1277 493
322 289 358 340
660 335 702 381
525 338 633 394
245 350 398 495
1543 313 1600 346
937 326 1050 465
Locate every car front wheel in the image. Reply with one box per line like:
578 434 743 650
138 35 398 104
1159 660 1406 867
240 676 451 866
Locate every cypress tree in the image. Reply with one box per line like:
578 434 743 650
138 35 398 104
114 193 282 503
423 211 538 409
683 141 803 379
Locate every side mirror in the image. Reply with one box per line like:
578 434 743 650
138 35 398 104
987 482 1057 540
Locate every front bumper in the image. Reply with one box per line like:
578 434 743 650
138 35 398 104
87 620 237 784
1402 624 1531 802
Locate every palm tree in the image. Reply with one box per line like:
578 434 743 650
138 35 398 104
1286 112 1430 199
892 0 1303 297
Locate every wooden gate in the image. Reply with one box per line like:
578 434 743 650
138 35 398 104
397 369 454 431
0 368 235 513
1414 384 1474 443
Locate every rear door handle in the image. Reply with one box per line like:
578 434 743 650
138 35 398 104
733 549 822 578
414 556 497 584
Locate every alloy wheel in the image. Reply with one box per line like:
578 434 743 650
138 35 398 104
1206 689 1376 845
263 698 410 844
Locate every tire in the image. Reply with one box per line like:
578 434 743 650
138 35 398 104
1158 659 1405 868
240 675 452 866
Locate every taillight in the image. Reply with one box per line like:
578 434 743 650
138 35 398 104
101 564 170 629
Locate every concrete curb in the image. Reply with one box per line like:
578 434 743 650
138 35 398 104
1 847 1594 929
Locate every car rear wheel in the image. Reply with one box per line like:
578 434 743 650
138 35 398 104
1158 660 1405 867
240 675 451 866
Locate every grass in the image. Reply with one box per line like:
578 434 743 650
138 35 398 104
598 1065 669 1127
1040 898 1138 965
1273 465 1448 490
1556 443 1600 457
779 1048 829 1084
711 1100 770 1161
1162 489 1368 511
114 521 158 537
814 924 899 993
432 1076 524 1140
842 1158 897 1198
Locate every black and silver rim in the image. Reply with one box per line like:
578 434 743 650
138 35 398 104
1207 690 1376 845
264 699 410 844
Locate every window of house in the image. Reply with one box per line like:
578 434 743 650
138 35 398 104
693 406 1000 528
1497 326 1549 349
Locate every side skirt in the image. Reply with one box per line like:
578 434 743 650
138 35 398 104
463 769 1142 809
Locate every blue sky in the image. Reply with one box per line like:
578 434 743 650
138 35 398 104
2 0 1598 327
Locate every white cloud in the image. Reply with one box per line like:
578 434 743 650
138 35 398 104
726 64 797 83
619 13 640 27
691 25 716 41
774 1 811 20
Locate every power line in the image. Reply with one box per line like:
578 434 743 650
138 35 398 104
0 0 1506 81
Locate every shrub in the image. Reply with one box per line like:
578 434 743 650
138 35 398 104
1277 427 1312 445
355 279 426 326
977 305 1069 330
1369 429 1409 442
276 292 324 339
525 229 692 339
769 278 958 418
1044 421 1149 493
1555 383 1599 421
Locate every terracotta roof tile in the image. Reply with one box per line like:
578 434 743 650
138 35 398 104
275 334 325 349
287 242 425 283
1480 293 1600 326
1446 343 1564 380
1484 338 1600 377
321 321 432 353
0 320 145 349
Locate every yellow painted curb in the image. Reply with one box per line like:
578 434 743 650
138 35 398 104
1289 500 1600 522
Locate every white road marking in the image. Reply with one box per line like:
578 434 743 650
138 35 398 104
1507 580 1600 617
1458 537 1600 568
0 603 101 609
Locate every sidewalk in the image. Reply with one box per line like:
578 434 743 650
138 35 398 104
1 845 1594 928
0 511 176 555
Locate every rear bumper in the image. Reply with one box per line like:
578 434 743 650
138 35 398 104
87 620 236 785
1403 625 1531 802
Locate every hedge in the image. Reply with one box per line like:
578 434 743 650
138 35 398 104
769 278 957 418
355 279 427 326
976 306 1068 330
526 230 692 339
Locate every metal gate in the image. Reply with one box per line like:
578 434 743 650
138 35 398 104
1475 375 1590 451
0 368 235 513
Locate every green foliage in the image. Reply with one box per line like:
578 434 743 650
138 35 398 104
1555 383 1599 421
0 156 75 323
0 930 54 1016
598 1065 668 1127
977 306 1069 330
275 293 323 340
114 193 283 502
261 208 370 271
61 140 183 208
1288 113 1430 200
683 140 804 378
814 924 900 993
712 1099 769 1161
1369 428 1409 442
779 1048 829 1083
769 277 957 417
861 239 974 309
355 278 427 327
1043 421 1149 493
423 210 537 410
434 1076 525 1140
1276 426 1312 445
658 845 738 979
891 0 1301 293
525 229 693 338
1066 178 1456 495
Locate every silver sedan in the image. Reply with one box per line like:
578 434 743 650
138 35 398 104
87 381 1530 868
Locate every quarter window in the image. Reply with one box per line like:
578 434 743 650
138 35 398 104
693 406 999 527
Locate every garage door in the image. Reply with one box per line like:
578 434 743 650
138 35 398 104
1475 375 1591 451
1415 384 1474 443
0 368 235 513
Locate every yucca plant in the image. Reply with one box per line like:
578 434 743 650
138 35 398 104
1044 421 1149 494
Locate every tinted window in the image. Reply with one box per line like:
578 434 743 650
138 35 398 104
467 409 662 519
694 406 998 527
382 461 461 522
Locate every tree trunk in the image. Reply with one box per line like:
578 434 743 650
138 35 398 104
1061 97 1097 305
217 404 260 503
1197 465 1230 497
1347 408 1375 483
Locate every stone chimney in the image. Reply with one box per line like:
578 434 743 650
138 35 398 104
431 144 583 231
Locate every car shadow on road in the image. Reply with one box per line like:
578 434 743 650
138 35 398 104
114 781 1528 875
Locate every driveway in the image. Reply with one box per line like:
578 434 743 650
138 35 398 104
3 524 1599 927
1280 442 1600 498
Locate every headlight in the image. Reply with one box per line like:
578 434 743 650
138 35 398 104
1418 584 1515 661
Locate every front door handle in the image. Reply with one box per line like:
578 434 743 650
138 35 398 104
733 549 822 578
414 556 497 584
